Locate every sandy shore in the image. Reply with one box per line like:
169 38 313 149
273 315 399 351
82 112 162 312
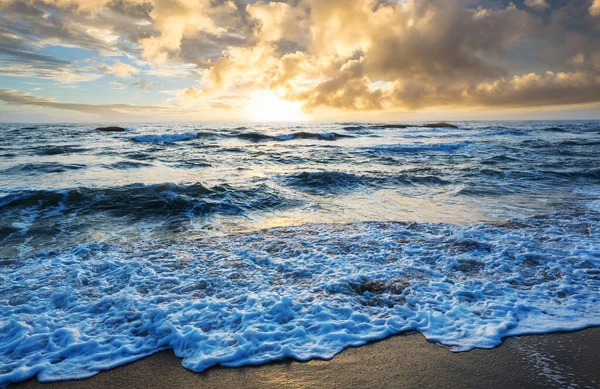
10 327 599 389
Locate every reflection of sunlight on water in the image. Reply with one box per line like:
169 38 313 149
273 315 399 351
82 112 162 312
246 190 560 231
256 215 307 229
248 193 490 232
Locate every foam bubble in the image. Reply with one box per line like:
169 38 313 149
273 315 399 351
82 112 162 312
1 212 599 385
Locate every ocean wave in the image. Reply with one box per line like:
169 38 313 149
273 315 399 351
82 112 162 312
490 129 529 136
31 145 91 156
343 124 453 131
538 168 600 180
369 124 410 129
362 140 473 154
0 182 292 221
557 139 600 147
236 132 354 142
454 185 516 197
105 161 154 170
280 171 451 194
133 133 200 143
479 155 520 165
541 127 567 133
341 125 367 131
0 213 598 386
2 162 87 175
280 171 368 194
122 151 156 161
195 131 220 139
402 174 452 186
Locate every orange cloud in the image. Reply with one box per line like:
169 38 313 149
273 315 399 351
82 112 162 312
591 0 600 16
1 0 599 117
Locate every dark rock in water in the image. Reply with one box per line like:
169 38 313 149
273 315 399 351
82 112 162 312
422 122 458 129
96 126 126 132
362 281 387 294
21 127 37 130
351 279 410 295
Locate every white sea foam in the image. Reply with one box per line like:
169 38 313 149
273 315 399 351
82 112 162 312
1 213 599 386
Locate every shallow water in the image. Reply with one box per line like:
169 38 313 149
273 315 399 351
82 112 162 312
0 121 599 385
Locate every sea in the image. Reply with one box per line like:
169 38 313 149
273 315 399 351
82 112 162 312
0 121 599 385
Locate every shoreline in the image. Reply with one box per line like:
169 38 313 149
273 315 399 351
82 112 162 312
10 327 600 389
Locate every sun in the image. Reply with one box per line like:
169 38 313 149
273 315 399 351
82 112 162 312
246 93 306 122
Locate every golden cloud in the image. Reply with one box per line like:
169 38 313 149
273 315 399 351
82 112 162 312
139 0 237 61
591 0 600 16
1 0 600 116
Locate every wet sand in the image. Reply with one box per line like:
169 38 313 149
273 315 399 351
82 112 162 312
11 327 600 389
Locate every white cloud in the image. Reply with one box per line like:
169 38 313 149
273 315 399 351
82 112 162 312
99 61 140 78
0 62 102 84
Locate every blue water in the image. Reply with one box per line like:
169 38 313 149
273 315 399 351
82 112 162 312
1 122 599 385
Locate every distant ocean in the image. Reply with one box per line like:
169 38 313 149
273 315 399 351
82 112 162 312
1 122 599 385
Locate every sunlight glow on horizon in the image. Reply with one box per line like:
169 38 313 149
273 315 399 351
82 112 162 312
245 93 306 123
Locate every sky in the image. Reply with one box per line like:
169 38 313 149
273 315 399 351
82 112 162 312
0 0 599 122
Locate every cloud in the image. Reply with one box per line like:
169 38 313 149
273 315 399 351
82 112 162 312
110 80 128 90
178 85 202 101
0 63 102 83
210 102 236 110
0 88 160 117
0 1 129 55
524 0 549 11
0 30 69 65
591 0 600 16
100 62 140 78
569 53 586 66
135 79 153 90
175 85 210 107
593 52 600 70
191 0 600 112
247 1 308 43
0 0 599 117
139 0 239 61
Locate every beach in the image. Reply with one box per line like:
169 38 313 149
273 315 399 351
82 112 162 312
2 0 600 386
11 328 600 389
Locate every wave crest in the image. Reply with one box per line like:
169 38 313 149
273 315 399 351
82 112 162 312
134 133 199 143
0 213 598 385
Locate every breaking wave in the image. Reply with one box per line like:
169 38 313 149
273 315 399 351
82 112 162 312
0 182 292 221
0 213 599 386
1 121 600 386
